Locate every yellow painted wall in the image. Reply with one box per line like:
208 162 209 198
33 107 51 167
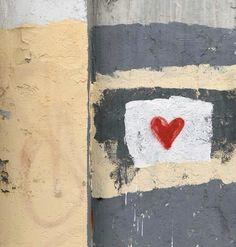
0 20 88 247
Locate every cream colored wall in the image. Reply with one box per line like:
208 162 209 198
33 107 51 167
0 20 88 247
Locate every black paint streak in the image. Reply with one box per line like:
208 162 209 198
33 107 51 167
1 171 9 184
92 180 236 247
90 22 236 78
0 159 10 193
1 189 10 193
0 159 9 167
93 87 236 189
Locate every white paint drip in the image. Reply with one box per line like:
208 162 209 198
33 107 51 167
125 192 128 205
134 208 136 222
124 96 213 168
141 215 144 237
137 217 139 232
171 219 174 247
171 232 174 247
112 217 115 229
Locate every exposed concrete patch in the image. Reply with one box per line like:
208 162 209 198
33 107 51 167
0 0 87 28
90 0 236 29
92 180 236 247
91 22 236 77
0 159 9 193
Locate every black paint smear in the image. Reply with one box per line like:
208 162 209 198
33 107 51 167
93 87 236 189
90 22 236 78
0 159 9 167
0 159 10 193
92 180 236 247
1 171 9 184
1 189 10 193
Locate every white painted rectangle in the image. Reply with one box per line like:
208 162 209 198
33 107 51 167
124 96 213 168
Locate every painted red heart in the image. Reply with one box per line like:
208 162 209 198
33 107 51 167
150 116 185 150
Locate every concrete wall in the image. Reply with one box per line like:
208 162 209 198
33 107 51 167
0 0 88 246
1 0 236 246
90 0 236 246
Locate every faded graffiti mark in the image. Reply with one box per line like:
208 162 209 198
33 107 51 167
21 134 85 228
43 227 82 247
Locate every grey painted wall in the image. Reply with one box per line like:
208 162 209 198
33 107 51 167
91 23 236 76
93 180 236 247
90 0 236 246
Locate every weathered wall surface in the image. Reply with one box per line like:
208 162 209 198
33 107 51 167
90 0 236 246
0 1 88 246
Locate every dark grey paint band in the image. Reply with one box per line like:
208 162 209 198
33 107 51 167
93 87 236 189
92 180 236 247
90 22 236 77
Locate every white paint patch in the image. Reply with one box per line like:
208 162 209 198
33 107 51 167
92 0 236 29
124 96 213 168
0 0 87 28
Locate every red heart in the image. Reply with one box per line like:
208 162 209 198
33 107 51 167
150 116 185 150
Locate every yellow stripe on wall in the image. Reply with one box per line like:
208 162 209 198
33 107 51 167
0 20 88 247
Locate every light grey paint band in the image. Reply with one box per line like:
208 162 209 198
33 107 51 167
90 0 236 29
0 0 87 28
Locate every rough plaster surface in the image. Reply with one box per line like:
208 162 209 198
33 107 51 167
125 96 213 167
0 20 88 246
90 0 236 28
91 22 236 77
93 180 236 247
0 0 87 28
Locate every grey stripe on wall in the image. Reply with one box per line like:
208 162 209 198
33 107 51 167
91 22 236 77
91 0 236 29
92 180 236 247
